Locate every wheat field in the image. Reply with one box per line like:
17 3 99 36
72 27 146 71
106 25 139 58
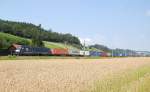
0 57 150 92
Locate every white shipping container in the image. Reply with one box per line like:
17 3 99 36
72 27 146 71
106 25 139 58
68 49 80 55
84 51 90 56
79 51 90 56
107 53 111 56
79 51 84 56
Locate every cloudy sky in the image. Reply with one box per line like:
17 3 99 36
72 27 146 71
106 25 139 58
1 0 150 51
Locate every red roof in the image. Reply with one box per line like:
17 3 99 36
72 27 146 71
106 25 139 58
11 44 21 49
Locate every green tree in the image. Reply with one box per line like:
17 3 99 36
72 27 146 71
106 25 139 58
31 25 44 47
0 19 81 47
0 36 10 49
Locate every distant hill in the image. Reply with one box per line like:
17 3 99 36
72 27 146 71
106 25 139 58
89 44 111 52
0 19 81 48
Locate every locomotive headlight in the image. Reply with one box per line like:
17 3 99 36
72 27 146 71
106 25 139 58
15 49 20 53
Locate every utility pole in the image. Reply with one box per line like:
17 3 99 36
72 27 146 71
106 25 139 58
64 41 67 49
83 40 85 56
125 50 127 57
112 49 114 57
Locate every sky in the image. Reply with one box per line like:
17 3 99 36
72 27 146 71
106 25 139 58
0 0 150 51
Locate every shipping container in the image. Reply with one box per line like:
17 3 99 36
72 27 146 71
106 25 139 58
90 51 102 56
107 53 111 57
51 48 68 55
101 52 108 57
84 51 90 56
68 49 80 56
79 51 84 56
80 51 90 56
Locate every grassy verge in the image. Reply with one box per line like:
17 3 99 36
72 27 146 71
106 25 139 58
90 65 150 92
0 56 116 60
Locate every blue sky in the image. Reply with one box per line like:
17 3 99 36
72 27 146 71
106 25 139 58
1 0 150 51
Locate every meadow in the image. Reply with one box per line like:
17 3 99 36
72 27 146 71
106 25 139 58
0 32 78 50
0 57 150 92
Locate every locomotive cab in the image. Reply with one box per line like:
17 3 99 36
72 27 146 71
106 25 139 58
9 44 22 55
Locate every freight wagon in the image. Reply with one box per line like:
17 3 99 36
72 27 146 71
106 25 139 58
79 51 90 56
68 49 80 56
89 51 102 57
100 52 108 57
51 48 68 56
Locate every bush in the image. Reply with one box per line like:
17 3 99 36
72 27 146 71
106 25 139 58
8 55 16 59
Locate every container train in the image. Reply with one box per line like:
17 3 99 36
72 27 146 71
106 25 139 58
9 44 110 57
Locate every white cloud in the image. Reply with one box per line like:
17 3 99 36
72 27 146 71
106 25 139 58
84 38 91 42
79 37 92 46
146 10 150 16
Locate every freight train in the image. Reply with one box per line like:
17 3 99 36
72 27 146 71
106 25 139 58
9 44 110 57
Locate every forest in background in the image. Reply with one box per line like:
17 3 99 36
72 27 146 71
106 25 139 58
0 19 81 47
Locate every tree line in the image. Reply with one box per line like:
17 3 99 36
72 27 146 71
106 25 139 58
89 44 111 52
89 44 137 55
0 19 81 47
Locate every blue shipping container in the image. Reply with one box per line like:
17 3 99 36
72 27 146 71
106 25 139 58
90 51 102 56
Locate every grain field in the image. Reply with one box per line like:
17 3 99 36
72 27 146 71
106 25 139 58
0 57 150 92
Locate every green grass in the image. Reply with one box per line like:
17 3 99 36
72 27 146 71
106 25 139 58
0 56 115 60
90 65 150 92
44 41 78 49
0 32 30 49
0 56 71 60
